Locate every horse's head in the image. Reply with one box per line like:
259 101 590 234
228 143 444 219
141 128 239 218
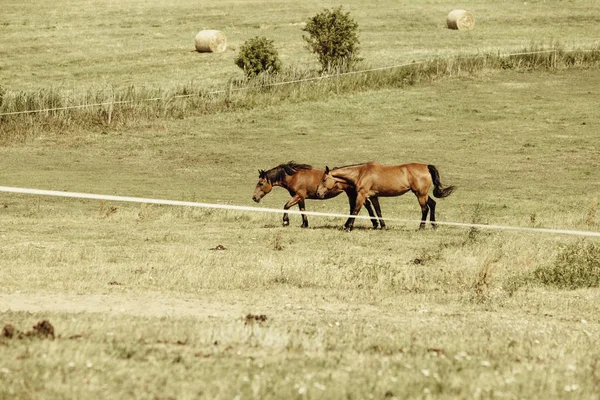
316 166 337 199
252 169 273 203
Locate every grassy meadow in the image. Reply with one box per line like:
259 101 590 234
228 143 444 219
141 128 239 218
1 0 600 399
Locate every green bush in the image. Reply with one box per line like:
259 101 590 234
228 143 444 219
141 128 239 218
302 6 361 73
234 36 281 78
532 241 600 289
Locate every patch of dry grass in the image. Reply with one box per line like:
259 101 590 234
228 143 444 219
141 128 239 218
1 68 599 398
1 290 599 399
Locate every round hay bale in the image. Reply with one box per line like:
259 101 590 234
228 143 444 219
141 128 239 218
194 30 227 53
446 10 475 30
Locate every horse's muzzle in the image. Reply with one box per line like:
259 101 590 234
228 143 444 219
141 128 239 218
252 195 261 203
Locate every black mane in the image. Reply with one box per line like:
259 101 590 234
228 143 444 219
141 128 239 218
264 161 312 183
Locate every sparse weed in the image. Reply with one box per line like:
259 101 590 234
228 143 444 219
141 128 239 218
531 241 600 289
99 201 118 218
464 203 489 244
587 197 598 226
503 273 529 297
412 246 442 266
469 254 504 304
271 232 284 251
530 212 537 226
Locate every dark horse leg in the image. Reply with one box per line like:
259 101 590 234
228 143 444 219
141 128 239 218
345 191 369 231
344 190 378 229
363 199 378 229
369 196 386 229
417 194 430 229
427 197 437 229
298 200 309 228
283 194 304 227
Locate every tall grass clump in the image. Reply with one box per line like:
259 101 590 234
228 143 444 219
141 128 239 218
531 241 600 289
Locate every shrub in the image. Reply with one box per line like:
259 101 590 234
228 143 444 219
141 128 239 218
234 36 281 78
302 6 361 73
532 241 600 289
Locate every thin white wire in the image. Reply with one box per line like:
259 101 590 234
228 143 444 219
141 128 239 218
3 48 593 117
1 186 599 238
0 60 425 116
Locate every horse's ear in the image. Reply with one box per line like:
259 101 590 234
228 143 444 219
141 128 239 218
325 166 330 174
258 169 265 178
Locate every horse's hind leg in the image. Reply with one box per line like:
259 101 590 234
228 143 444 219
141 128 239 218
298 200 309 228
344 191 358 229
282 208 289 226
427 197 437 229
417 194 430 230
370 197 385 229
283 194 303 227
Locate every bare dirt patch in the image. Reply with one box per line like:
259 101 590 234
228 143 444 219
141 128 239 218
0 291 389 322
0 293 247 319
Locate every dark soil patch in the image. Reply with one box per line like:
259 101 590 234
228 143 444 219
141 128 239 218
2 324 16 338
2 320 55 340
244 314 268 325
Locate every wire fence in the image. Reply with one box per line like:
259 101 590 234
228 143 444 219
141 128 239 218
2 48 592 117
1 186 599 238
2 49 598 238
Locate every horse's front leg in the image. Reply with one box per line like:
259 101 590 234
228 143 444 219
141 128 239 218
362 199 379 229
344 189 377 229
370 197 385 229
346 191 368 231
344 190 358 229
283 194 304 227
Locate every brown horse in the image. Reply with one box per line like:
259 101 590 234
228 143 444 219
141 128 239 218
316 162 455 230
252 162 378 228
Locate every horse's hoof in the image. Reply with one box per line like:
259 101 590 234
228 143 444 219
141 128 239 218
301 224 309 228
282 221 290 226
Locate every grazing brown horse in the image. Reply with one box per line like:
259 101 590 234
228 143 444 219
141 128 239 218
252 162 378 228
316 162 455 231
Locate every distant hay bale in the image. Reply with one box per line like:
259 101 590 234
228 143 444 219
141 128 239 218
446 10 475 30
194 30 227 53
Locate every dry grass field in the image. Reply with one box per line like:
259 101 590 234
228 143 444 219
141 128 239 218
1 0 600 399
2 0 600 91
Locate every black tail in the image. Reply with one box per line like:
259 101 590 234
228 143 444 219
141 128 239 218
428 165 456 198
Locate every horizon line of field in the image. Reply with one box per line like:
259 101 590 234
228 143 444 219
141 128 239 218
1 48 593 117
1 186 598 238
